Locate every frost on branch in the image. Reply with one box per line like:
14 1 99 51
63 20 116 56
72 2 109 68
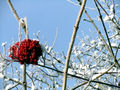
5 84 18 90
0 43 7 74
0 29 66 89
69 28 120 89
0 55 6 72
1 42 7 47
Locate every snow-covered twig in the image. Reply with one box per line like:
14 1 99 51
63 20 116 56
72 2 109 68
94 0 120 68
3 75 31 88
72 63 116 89
8 0 28 90
95 0 120 30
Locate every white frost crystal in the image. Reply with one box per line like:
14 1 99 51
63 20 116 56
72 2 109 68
20 65 24 70
91 40 96 44
98 41 105 50
68 68 75 75
104 15 109 22
0 73 4 78
31 83 38 90
40 44 47 53
1 42 7 46
5 84 15 90
110 5 114 13
111 42 118 47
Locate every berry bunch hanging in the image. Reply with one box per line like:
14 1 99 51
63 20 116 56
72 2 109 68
9 39 42 64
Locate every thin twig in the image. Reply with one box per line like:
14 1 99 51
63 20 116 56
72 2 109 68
37 63 120 89
8 0 28 36
26 72 35 85
115 44 120 57
94 0 120 68
23 17 29 39
8 0 28 90
48 29 58 53
22 17 28 90
3 75 31 88
22 64 27 90
95 0 120 30
77 8 120 90
7 83 19 90
72 63 116 89
8 0 20 22
62 0 87 89
66 0 80 6
83 81 90 90
84 9 120 67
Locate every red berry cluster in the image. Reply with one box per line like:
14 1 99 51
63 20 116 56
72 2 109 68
9 39 42 65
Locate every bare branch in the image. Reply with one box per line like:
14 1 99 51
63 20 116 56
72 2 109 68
95 0 120 30
94 0 120 68
72 63 116 89
8 0 20 22
3 75 31 88
62 0 87 89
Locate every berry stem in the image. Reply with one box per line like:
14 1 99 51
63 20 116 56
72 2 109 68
22 17 28 90
23 63 27 90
